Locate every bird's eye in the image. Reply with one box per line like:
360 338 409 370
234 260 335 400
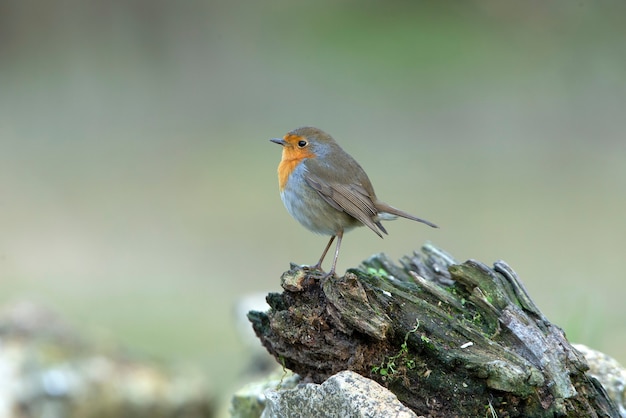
297 140 308 148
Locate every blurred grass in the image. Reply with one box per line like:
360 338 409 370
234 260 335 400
1 0 626 410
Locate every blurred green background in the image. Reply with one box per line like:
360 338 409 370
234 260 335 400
2 0 625 409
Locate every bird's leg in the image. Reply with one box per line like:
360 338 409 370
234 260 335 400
310 235 336 271
327 229 343 278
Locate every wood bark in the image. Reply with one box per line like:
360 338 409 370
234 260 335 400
248 244 619 417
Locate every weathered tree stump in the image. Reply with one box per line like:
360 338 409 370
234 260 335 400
248 244 619 417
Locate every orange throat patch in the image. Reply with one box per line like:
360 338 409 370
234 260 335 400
277 135 316 191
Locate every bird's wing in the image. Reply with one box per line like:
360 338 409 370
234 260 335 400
305 173 386 237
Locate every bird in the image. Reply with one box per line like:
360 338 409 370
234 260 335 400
270 126 438 278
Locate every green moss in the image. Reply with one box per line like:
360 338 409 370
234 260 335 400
372 319 421 380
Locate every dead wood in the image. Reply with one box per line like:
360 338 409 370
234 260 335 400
248 244 619 417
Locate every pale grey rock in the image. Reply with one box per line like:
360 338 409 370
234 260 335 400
230 369 300 418
261 370 418 418
574 343 626 417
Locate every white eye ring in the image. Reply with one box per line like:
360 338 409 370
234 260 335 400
297 140 308 148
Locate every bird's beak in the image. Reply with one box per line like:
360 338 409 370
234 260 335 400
270 138 287 146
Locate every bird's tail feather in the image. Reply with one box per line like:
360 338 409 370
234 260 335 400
375 202 439 229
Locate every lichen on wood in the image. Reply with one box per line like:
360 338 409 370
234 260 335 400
248 244 619 417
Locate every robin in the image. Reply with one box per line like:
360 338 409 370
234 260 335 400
270 126 438 277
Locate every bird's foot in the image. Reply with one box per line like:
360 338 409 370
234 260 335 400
281 263 337 291
302 262 324 272
302 264 338 282
318 270 338 288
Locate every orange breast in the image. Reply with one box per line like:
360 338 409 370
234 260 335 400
277 135 316 191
